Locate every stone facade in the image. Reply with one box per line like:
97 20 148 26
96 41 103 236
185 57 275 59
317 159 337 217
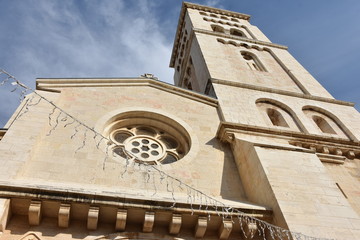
0 2 359 240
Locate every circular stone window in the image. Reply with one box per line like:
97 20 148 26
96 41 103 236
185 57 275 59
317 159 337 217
107 114 190 165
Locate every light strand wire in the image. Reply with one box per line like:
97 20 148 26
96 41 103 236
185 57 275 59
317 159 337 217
0 69 333 240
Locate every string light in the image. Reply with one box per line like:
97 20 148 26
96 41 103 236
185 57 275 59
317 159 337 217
0 69 336 240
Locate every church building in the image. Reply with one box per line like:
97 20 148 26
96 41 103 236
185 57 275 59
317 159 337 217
0 2 359 240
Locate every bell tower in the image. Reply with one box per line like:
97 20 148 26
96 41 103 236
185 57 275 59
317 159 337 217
170 2 360 239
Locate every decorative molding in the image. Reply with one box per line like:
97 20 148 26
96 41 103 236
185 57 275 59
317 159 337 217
143 212 155 233
87 206 99 230
0 198 10 231
217 122 360 160
115 209 127 231
195 28 288 50
19 232 42 240
28 201 41 226
93 232 185 240
202 17 258 40
0 184 272 219
316 153 346 164
218 122 360 146
36 78 218 107
184 2 251 20
218 220 233 240
194 216 207 238
169 214 182 235
211 78 355 107
289 141 358 163
58 203 70 228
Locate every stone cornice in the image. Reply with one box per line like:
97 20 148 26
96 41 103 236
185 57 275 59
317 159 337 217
184 2 251 20
36 78 218 107
194 28 288 50
211 78 355 107
170 2 251 67
0 182 272 218
217 121 360 151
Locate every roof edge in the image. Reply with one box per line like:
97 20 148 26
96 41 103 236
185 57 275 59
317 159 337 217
36 77 218 107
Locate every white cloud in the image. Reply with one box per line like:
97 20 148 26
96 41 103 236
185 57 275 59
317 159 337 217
203 0 224 8
0 0 175 126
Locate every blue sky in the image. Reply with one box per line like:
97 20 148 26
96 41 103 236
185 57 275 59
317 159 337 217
0 0 359 127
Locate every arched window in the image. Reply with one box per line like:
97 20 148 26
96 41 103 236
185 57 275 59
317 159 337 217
267 108 289 127
230 28 245 37
210 14 218 18
199 11 208 16
211 24 225 33
303 106 351 139
312 116 336 134
303 106 356 139
105 112 191 165
241 51 266 72
256 100 303 132
221 16 229 20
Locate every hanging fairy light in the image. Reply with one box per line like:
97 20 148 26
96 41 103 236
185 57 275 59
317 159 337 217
0 69 335 240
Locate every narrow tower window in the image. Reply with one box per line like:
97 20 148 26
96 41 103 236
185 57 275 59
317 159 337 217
312 116 336 134
211 24 225 33
241 51 266 72
230 28 245 37
267 108 289 127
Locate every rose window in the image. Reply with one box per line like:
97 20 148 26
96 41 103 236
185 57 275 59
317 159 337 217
110 126 187 165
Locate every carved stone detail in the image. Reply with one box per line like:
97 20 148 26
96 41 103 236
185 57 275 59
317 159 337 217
289 141 360 162
335 149 343 156
87 206 99 230
143 211 155 233
19 232 42 240
58 203 70 228
28 201 41 226
321 146 330 154
115 209 127 231
195 216 207 238
218 219 233 240
347 150 356 159
169 214 182 235
0 198 11 231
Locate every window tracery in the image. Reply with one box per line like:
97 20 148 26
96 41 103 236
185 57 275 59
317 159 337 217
111 125 186 165
105 113 191 165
